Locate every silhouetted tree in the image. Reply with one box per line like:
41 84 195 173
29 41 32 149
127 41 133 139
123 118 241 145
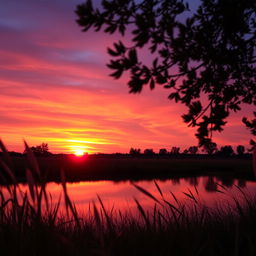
236 145 245 156
170 147 180 155
159 148 168 155
76 0 256 149
144 148 155 155
24 143 51 156
182 149 189 155
188 146 198 155
203 142 217 155
219 145 234 157
129 147 141 155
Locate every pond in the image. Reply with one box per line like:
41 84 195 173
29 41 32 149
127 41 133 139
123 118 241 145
9 175 256 215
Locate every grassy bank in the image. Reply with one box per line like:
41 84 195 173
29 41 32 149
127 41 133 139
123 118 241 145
2 155 254 183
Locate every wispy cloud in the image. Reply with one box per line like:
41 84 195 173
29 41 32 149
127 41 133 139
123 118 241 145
0 0 252 153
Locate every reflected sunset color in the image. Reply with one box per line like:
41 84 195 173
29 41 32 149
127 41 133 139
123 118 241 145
6 177 256 215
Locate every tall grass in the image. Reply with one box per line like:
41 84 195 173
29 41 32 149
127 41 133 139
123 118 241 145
0 140 256 255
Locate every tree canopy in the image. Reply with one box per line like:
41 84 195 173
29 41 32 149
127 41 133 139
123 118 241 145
24 143 51 156
76 0 256 148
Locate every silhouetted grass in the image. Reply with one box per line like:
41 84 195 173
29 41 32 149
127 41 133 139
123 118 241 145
0 141 256 255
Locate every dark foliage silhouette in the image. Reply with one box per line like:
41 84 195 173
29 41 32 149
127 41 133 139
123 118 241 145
183 149 189 154
24 143 51 156
243 112 256 149
188 146 198 154
237 145 245 155
144 148 155 155
129 147 141 155
203 141 218 155
219 145 234 157
170 146 180 155
159 148 168 155
76 0 256 148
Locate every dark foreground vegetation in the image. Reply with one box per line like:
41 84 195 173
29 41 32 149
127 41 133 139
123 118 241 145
0 141 255 255
1 166 256 255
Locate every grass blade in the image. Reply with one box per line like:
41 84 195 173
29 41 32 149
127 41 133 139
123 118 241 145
0 139 12 167
154 180 164 198
134 198 150 226
24 140 40 178
97 194 113 231
132 182 160 204
26 168 35 202
253 146 256 177
0 159 17 185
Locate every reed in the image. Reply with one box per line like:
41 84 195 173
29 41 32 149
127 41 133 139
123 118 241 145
0 140 256 255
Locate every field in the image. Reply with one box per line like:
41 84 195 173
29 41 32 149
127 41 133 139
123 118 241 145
0 154 253 183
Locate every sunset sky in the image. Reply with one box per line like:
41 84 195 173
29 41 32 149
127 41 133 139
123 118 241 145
0 0 254 154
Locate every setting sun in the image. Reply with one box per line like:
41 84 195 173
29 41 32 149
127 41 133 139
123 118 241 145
74 149 85 156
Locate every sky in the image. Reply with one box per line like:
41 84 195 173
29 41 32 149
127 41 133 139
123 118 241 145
0 0 254 154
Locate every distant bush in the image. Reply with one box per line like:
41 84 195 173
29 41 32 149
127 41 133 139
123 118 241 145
129 147 141 155
144 148 155 155
23 143 52 156
159 148 168 155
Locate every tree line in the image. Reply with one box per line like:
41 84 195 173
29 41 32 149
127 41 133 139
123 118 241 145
130 144 248 157
2 142 249 157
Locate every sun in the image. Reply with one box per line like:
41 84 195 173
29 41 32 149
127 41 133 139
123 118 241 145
74 149 85 156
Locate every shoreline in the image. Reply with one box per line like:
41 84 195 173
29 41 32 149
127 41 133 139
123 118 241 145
0 155 254 183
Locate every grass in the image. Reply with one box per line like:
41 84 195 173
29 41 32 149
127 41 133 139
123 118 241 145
0 140 256 255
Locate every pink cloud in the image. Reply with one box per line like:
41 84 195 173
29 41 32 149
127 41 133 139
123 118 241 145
0 0 253 154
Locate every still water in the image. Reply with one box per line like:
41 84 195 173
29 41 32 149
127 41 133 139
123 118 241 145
15 176 256 214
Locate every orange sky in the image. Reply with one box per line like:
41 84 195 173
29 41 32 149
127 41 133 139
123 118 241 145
0 0 253 154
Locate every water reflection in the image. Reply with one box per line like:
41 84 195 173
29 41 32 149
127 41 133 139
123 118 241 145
171 177 180 185
1 176 256 214
238 179 246 188
219 177 235 188
185 177 199 186
204 177 217 192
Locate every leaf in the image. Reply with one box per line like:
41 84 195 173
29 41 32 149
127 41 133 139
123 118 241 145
168 92 180 102
156 74 167 84
128 49 138 64
189 101 202 116
150 79 155 90
107 47 120 57
110 69 123 79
